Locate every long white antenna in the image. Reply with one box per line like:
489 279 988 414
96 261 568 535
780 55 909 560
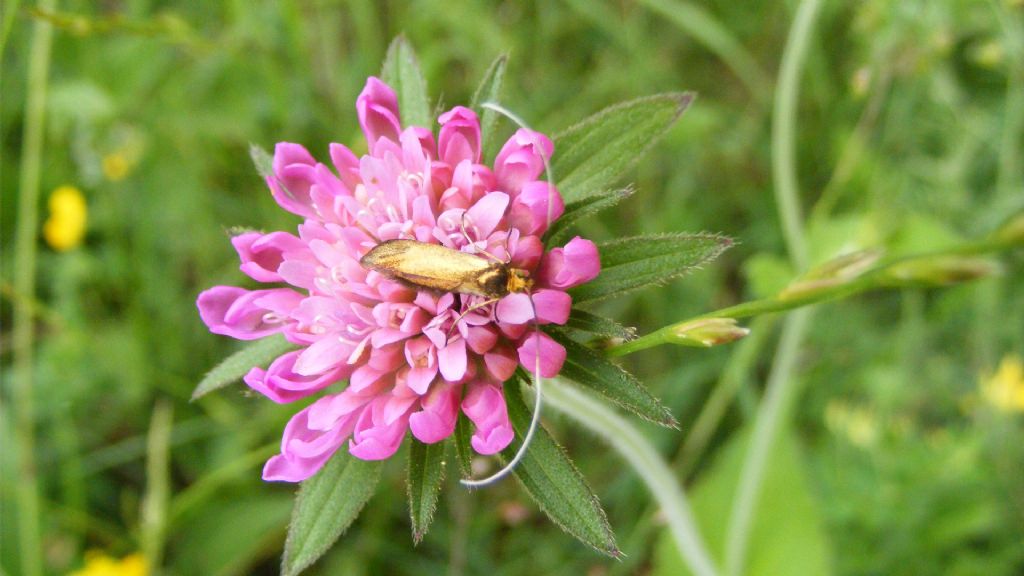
460 102 555 488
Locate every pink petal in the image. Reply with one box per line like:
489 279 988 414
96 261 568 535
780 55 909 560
438 106 481 166
357 77 402 146
537 236 601 289
261 398 359 482
409 383 460 443
496 293 534 325
233 231 305 283
461 384 515 455
484 346 518 381
293 335 349 376
517 331 566 378
466 192 510 240
437 337 467 382
530 289 571 325
243 350 348 404
494 129 554 194
508 181 565 236
197 286 296 340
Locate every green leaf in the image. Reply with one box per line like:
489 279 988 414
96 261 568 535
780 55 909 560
453 414 475 477
249 142 274 180
406 439 446 544
651 428 831 576
545 186 635 246
502 381 619 557
191 335 295 401
470 53 509 160
380 36 431 129
570 233 732 304
282 451 383 576
563 309 637 342
552 93 694 202
550 328 676 427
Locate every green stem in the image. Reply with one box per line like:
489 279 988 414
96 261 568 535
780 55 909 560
723 308 813 576
11 2 56 575
725 2 821 575
541 379 720 576
607 234 1020 358
142 401 173 573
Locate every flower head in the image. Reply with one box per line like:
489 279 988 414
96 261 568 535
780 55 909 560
980 354 1024 413
198 77 599 482
43 185 88 251
70 551 147 576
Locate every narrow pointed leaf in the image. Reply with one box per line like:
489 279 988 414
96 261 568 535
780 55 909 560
550 328 676 428
471 53 508 160
249 143 274 180
545 186 635 246
282 451 382 576
552 93 694 202
191 335 295 401
571 233 732 304
453 414 475 477
563 309 637 343
407 440 446 544
381 36 431 129
502 381 619 557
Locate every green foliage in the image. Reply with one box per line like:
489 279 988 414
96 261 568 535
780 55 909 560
545 186 635 247
552 93 694 202
4 1 1024 574
470 53 508 161
503 381 619 557
562 308 637 342
282 451 383 576
570 233 733 304
652 429 831 576
380 35 431 130
551 328 677 427
406 439 446 544
191 335 295 400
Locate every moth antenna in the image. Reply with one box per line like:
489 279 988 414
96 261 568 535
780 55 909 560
459 211 504 263
480 102 557 229
461 289 543 488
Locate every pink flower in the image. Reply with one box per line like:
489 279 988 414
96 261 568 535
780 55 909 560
197 77 600 482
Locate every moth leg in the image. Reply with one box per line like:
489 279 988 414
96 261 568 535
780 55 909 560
446 297 500 344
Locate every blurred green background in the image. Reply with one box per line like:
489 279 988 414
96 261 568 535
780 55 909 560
3 1 1024 574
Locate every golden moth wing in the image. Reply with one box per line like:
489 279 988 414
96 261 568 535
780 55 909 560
360 239 493 294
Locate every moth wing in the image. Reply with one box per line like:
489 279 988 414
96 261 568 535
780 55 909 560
361 240 491 292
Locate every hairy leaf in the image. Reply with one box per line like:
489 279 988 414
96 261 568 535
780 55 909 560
453 414 475 478
571 233 732 304
249 143 274 180
471 53 509 161
191 335 295 401
552 93 694 202
563 309 637 342
282 451 382 576
407 440 446 544
381 36 431 129
545 186 635 246
502 381 619 557
550 329 676 427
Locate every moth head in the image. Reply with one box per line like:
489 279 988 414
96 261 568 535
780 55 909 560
507 268 533 294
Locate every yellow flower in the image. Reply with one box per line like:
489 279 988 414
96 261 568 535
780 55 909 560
981 354 1024 413
43 185 88 251
68 551 147 576
102 151 132 182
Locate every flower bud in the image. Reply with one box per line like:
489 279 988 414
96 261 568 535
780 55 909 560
882 255 1000 287
779 249 882 300
667 318 750 348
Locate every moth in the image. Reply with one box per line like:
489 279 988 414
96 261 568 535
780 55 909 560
359 239 533 298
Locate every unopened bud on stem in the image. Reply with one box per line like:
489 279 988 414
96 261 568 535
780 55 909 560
882 255 1000 287
668 318 750 348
